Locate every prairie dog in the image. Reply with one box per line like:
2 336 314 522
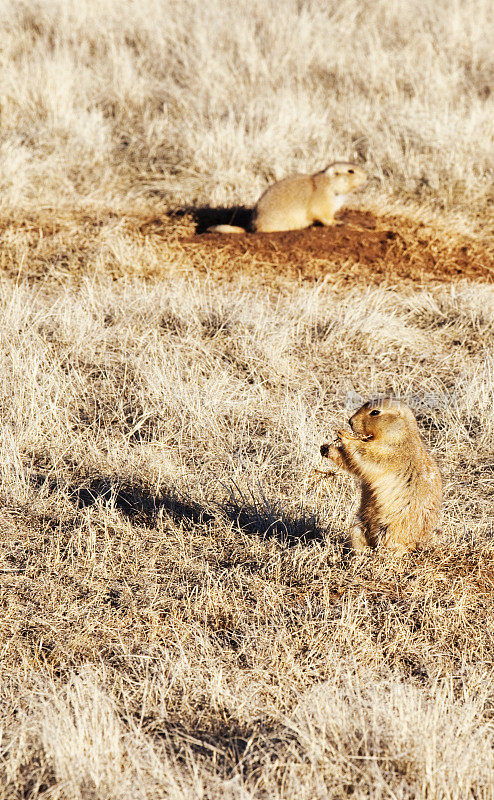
207 161 367 234
320 400 442 555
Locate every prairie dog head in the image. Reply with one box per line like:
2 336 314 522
349 399 419 444
323 161 367 193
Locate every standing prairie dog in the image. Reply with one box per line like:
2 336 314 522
207 161 367 234
320 400 442 555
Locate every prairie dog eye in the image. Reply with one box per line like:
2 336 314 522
348 169 355 174
369 409 380 416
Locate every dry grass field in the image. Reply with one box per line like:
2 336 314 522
0 1 493 798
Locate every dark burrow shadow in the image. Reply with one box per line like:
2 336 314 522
169 205 380 235
150 205 378 237
184 205 253 234
33 474 327 546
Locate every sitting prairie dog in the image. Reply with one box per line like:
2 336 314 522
320 399 442 555
207 161 367 234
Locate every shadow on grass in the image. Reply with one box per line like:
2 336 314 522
218 482 325 545
33 473 326 546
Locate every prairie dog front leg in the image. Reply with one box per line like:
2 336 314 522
337 429 374 471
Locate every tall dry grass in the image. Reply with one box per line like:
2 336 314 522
0 0 492 227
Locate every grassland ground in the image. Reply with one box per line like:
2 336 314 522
0 0 493 795
0 204 493 799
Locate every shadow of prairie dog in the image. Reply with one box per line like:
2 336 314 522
320 399 442 555
207 161 367 234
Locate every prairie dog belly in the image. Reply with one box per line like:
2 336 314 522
370 472 412 518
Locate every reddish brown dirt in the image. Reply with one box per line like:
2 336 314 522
179 210 494 286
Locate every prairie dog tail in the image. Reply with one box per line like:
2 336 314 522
206 224 246 234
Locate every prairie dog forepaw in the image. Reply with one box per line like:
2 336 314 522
320 442 340 457
320 441 337 457
337 428 359 441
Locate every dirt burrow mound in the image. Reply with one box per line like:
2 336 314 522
0 208 491 286
180 210 493 286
